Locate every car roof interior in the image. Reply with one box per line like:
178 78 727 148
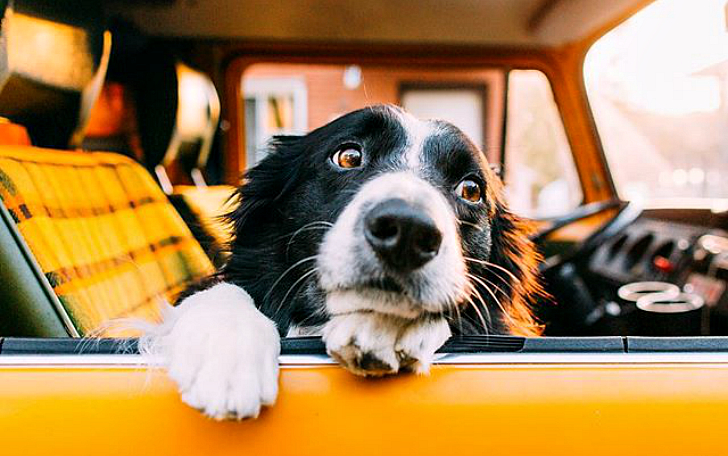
109 0 647 48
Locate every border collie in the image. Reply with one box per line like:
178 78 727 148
142 104 543 420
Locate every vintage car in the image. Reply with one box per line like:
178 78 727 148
1 0 728 454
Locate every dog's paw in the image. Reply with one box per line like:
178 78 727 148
395 317 451 374
322 312 401 376
322 312 450 377
140 283 280 420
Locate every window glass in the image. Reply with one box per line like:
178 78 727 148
241 63 504 167
584 0 728 202
401 86 486 149
504 70 583 219
243 77 308 165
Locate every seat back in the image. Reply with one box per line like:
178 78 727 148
0 146 214 336
81 48 234 266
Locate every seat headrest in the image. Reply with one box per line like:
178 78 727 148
132 58 220 192
0 0 111 148
157 63 221 192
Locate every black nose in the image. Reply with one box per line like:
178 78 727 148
364 199 442 272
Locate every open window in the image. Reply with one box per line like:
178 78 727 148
400 82 488 151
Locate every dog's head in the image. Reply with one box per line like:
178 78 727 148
225 104 543 336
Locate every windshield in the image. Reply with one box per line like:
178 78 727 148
584 0 728 204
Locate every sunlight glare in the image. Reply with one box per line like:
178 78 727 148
585 0 728 115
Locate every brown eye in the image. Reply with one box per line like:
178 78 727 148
456 179 482 203
332 146 362 169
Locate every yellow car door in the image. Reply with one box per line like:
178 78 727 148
2 336 728 456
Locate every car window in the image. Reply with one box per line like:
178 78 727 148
584 0 728 204
243 77 308 165
241 63 505 167
241 64 582 220
503 70 583 219
400 84 487 149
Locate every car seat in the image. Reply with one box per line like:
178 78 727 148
0 1 215 337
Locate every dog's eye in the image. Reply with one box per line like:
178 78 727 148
455 179 482 203
331 146 362 169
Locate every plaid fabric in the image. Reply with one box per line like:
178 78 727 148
0 146 215 336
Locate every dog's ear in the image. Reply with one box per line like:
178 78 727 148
483 168 546 337
227 135 307 242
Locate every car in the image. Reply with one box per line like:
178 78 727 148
1 0 728 454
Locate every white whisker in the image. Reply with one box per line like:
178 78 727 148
468 272 520 329
285 222 332 258
464 256 520 284
263 256 318 303
273 268 319 318
464 293 490 335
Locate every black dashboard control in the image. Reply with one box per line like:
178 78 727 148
572 213 727 336
625 233 655 270
608 233 629 261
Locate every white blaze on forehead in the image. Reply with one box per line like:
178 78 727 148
395 109 437 169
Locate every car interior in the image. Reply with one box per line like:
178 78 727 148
0 0 727 356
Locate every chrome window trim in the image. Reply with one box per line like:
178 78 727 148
5 352 728 368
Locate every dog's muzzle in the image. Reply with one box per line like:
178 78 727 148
364 198 442 272
318 171 468 318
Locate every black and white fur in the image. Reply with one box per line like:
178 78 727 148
142 105 541 419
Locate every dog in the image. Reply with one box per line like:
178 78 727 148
141 104 544 420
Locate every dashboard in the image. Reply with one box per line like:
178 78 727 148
553 209 728 336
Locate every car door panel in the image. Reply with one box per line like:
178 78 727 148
2 355 728 455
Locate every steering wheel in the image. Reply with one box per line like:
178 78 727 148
531 199 642 273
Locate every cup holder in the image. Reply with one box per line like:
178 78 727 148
617 282 704 335
634 290 704 336
636 292 704 314
617 281 680 303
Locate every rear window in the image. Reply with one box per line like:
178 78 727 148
240 63 582 219
242 63 504 166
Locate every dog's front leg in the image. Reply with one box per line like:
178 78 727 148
323 312 451 377
141 282 280 420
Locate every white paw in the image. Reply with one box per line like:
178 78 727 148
322 312 450 377
141 283 280 420
395 317 451 374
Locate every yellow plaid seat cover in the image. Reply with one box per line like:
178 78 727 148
0 146 215 336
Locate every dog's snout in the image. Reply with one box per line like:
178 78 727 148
364 199 442 272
